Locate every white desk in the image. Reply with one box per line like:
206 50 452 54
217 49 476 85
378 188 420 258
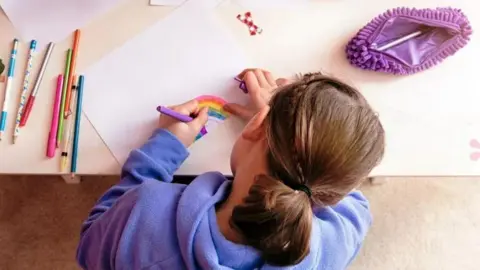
0 0 479 181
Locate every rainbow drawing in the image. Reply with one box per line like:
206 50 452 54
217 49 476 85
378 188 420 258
195 95 229 141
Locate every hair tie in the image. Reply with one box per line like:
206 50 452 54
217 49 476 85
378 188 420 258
295 184 312 197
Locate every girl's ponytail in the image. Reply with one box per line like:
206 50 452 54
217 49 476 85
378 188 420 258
231 174 312 266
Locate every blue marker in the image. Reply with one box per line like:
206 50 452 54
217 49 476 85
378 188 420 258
71 75 84 176
0 39 19 141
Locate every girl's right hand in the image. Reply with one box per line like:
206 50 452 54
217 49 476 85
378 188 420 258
224 68 290 121
158 99 209 147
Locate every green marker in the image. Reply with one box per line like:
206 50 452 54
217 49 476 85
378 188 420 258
56 49 72 146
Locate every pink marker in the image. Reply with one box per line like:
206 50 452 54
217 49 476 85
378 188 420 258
46 75 63 158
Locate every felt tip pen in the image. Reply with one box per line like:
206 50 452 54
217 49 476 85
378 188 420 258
13 40 37 143
20 42 55 127
56 49 72 145
64 29 81 118
0 39 19 141
71 75 84 175
156 106 193 122
234 77 248 93
46 75 64 158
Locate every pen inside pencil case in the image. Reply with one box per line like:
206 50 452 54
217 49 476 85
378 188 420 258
376 20 463 64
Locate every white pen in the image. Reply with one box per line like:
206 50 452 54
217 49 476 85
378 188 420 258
20 42 55 127
13 40 37 143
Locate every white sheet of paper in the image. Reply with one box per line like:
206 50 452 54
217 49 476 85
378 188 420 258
149 0 186 6
158 0 311 8
1 0 125 44
234 0 310 8
83 0 249 174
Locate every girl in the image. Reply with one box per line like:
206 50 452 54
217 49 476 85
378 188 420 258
77 69 385 269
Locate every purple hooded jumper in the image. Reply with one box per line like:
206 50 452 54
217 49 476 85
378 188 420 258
77 129 372 269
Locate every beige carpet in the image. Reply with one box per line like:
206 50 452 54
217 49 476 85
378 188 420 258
0 176 479 270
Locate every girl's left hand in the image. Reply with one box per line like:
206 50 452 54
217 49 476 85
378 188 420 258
225 68 290 121
159 99 209 147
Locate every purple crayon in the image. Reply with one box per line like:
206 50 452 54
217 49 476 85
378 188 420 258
156 106 193 122
157 105 208 141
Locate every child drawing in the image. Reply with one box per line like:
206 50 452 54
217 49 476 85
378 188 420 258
77 69 385 269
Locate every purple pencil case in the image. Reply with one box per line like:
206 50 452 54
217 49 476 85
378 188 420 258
346 7 473 75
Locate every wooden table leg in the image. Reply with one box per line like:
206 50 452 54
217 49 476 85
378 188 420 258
62 174 81 184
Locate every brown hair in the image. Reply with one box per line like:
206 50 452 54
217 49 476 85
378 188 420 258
231 73 385 266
